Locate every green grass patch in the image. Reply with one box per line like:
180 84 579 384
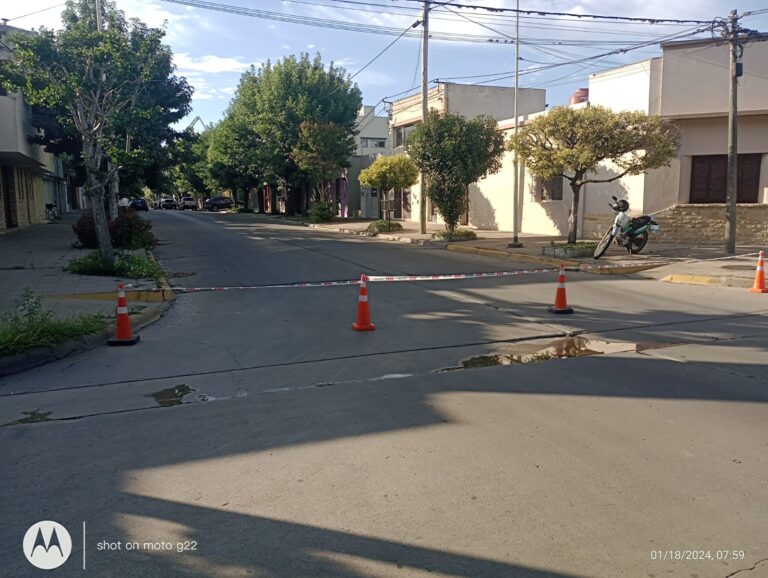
66 252 164 280
0 290 108 355
433 228 477 241
366 220 404 234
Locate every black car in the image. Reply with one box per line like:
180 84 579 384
129 198 149 211
204 196 234 211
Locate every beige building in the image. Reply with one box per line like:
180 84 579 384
390 82 546 224
348 105 392 218
0 21 67 234
473 38 768 243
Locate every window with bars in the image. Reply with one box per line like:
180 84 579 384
535 176 563 201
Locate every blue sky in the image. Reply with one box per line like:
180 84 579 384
6 0 768 129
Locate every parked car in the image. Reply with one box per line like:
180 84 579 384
161 197 177 210
179 196 197 210
129 198 149 211
204 196 234 211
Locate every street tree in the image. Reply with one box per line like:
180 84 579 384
207 116 266 210
291 121 355 203
0 0 191 260
508 105 679 243
228 54 361 215
358 155 419 221
406 111 505 236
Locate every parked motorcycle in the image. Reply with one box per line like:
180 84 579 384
593 196 660 259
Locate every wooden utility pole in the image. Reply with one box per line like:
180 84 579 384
419 0 429 234
725 9 739 255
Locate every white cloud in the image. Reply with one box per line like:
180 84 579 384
175 53 254 74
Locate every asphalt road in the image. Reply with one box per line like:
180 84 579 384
2 210 767 578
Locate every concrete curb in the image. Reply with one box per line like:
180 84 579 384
660 274 754 288
446 244 581 268
0 301 171 378
146 250 177 301
0 249 176 378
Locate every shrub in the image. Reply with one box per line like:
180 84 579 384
366 220 404 234
236 208 255 213
433 228 477 241
307 201 334 223
110 208 157 249
66 252 164 280
0 289 107 355
72 209 157 250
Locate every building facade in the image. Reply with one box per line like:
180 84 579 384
0 21 67 234
470 39 768 243
390 82 546 225
348 105 392 219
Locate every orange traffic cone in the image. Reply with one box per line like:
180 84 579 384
108 282 140 346
750 250 767 293
352 274 375 331
548 265 574 314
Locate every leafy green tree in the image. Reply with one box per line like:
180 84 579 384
164 129 216 201
405 111 505 235
291 121 355 203
508 105 679 243
358 155 419 221
228 54 361 215
0 0 191 260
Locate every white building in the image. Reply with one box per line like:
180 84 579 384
472 39 768 244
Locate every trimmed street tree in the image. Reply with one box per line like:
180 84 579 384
508 105 679 244
227 54 362 215
405 111 505 236
0 0 190 261
291 121 356 203
358 155 419 221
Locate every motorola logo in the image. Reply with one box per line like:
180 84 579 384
23 521 72 570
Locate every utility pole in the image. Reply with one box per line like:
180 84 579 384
508 0 523 248
95 0 103 31
419 0 429 234
725 9 740 255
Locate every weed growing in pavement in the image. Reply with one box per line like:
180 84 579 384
66 252 164 280
0 289 107 355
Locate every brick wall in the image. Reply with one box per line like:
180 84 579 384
654 204 768 245
582 204 768 244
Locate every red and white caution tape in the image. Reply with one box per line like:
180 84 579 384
170 267 558 294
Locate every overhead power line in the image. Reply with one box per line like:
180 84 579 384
327 0 713 25
159 0 703 46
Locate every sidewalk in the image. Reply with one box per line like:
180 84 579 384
302 218 765 289
0 214 171 375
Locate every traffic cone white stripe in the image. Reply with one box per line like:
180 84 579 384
359 295 368 302
117 306 129 314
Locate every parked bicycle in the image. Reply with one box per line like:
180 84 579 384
45 203 62 223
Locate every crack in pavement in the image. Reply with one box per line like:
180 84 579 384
724 556 768 578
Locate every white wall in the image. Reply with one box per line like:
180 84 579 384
589 59 660 113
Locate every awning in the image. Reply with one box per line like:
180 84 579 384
0 151 48 173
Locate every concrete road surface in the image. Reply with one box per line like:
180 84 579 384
2 211 766 578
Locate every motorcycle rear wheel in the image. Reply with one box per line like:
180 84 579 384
626 231 649 254
593 229 615 259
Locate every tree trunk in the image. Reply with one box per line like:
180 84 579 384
87 177 114 262
83 136 114 262
107 160 119 220
242 188 250 210
270 186 278 214
256 186 265 213
568 181 582 244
